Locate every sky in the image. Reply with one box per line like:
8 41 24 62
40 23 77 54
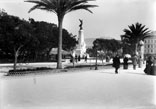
0 0 156 40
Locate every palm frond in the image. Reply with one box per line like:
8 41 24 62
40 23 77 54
123 22 151 45
25 0 57 13
68 4 97 13
25 0 98 15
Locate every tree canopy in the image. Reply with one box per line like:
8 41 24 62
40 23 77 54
87 38 122 58
93 38 122 53
0 13 77 64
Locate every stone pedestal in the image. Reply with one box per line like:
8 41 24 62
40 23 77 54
74 29 86 57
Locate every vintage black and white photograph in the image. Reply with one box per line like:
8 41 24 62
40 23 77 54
0 0 156 109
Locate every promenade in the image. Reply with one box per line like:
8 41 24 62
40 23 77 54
0 60 156 109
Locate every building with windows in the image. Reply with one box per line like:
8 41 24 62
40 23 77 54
144 31 156 56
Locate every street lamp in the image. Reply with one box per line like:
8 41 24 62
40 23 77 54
94 42 98 70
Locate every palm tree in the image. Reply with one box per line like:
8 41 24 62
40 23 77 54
122 22 150 55
25 0 97 69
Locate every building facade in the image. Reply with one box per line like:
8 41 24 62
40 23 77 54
144 31 156 56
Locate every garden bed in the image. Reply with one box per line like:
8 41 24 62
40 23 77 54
7 67 67 76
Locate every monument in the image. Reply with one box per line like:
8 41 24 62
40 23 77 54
73 19 87 58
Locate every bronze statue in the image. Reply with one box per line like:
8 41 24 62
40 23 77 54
79 19 83 30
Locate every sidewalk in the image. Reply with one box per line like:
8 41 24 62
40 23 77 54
0 62 155 109
0 59 147 77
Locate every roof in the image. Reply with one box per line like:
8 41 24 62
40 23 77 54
144 31 156 40
49 48 71 55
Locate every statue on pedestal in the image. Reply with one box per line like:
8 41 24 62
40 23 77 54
79 19 83 30
73 19 86 58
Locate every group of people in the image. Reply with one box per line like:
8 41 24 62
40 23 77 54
74 55 81 62
112 54 156 75
112 54 130 74
70 55 88 63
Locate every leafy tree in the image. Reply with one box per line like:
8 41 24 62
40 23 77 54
0 14 37 71
0 8 7 16
25 0 97 69
86 48 96 57
29 19 58 61
29 19 77 61
91 38 122 63
62 31 77 51
121 22 151 55
93 38 122 55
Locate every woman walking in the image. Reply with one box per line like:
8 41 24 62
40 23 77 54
123 56 129 69
144 56 153 75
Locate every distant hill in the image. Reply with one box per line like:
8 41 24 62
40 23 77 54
85 37 115 48
85 38 95 48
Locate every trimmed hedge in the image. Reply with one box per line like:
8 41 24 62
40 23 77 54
8 67 53 74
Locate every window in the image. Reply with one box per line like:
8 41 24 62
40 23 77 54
148 50 150 53
144 50 146 53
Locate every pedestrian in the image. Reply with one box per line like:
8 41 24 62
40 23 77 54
70 55 73 63
78 55 81 61
112 54 120 74
75 55 78 63
152 57 156 75
85 55 87 62
144 56 153 75
106 55 110 62
123 56 128 69
132 54 138 70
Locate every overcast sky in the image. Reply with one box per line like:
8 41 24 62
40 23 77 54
0 0 156 40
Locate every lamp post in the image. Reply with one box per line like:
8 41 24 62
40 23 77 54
95 48 98 70
94 42 98 70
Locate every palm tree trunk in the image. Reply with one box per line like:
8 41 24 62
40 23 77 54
13 45 23 71
14 51 18 71
14 48 19 71
134 43 138 55
57 16 64 69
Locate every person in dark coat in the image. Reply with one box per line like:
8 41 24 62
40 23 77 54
85 55 88 62
75 55 78 63
152 57 156 75
78 55 81 61
123 56 129 69
113 54 120 74
144 56 153 75
70 55 73 63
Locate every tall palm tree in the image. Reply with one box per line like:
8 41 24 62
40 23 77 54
122 22 150 55
25 0 97 69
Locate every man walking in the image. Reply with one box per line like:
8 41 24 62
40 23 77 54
113 54 120 74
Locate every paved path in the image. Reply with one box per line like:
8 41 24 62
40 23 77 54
0 62 156 109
